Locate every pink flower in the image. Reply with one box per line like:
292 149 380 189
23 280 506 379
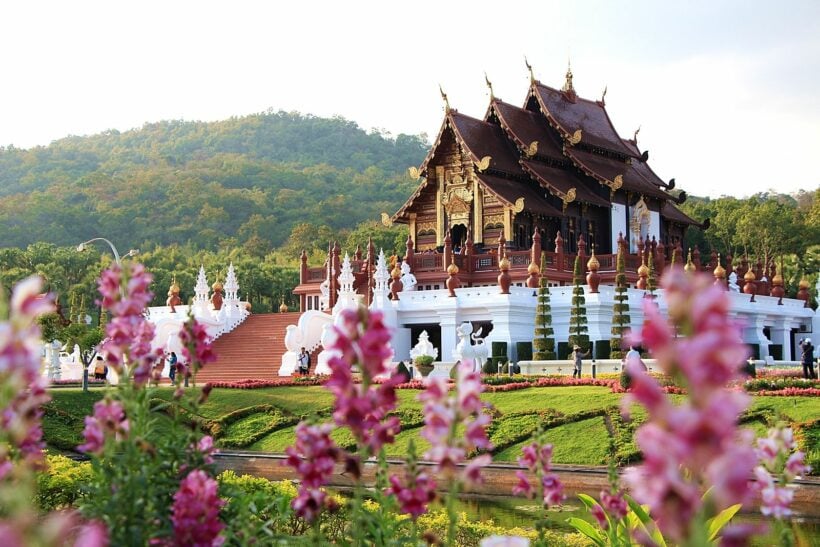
284 423 340 521
785 451 810 479
179 319 217 376
73 520 109 547
623 271 756 542
387 471 437 519
78 399 129 455
590 503 608 530
479 536 530 547
170 470 225 546
759 484 794 519
513 440 563 507
600 490 628 521
512 470 533 498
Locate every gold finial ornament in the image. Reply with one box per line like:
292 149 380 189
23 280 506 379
499 255 510 271
484 72 494 100
279 296 288 313
633 126 641 142
212 278 223 291
568 129 582 145
772 272 784 285
562 60 574 94
391 264 402 279
381 212 393 227
447 262 459 275
527 261 540 275
525 56 535 84
684 250 696 273
169 276 180 294
439 84 451 112
586 250 600 271
798 277 809 290
637 257 650 277
744 269 756 282
475 155 491 172
601 85 607 104
713 254 726 279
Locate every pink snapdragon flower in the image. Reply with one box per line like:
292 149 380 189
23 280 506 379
170 470 225 546
419 360 493 485
622 270 756 542
97 264 163 385
78 399 130 455
178 318 217 378
387 470 437 520
285 422 340 522
324 308 401 454
512 441 563 507
753 426 810 520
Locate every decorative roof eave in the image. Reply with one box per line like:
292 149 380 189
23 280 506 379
488 101 563 163
562 146 623 193
476 179 516 209
446 111 494 172
519 160 609 209
417 114 452 177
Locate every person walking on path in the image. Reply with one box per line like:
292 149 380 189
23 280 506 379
168 351 178 383
800 339 816 379
298 347 310 376
571 344 590 379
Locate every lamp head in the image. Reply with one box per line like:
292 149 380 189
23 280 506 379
76 243 86 252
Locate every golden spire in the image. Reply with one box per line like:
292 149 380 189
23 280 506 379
447 262 459 275
586 248 600 271
391 264 402 279
527 260 540 275
524 56 535 84
799 276 809 290
637 255 649 277
439 84 451 113
562 59 574 94
484 72 495 101
744 268 756 282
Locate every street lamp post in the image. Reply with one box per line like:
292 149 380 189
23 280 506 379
76 239 138 391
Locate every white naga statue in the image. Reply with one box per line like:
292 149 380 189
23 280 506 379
728 272 740 292
400 261 417 292
409 330 438 361
452 322 489 373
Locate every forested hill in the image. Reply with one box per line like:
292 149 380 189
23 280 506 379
0 111 427 251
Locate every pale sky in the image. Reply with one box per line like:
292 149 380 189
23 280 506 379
2 0 818 198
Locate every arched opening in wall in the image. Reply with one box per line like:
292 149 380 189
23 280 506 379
451 224 468 251
515 224 527 249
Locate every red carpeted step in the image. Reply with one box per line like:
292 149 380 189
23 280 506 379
195 312 302 383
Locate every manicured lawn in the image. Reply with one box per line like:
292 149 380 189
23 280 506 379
44 385 819 469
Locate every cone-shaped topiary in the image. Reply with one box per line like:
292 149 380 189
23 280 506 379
532 255 556 360
647 251 658 297
568 255 590 351
610 247 630 359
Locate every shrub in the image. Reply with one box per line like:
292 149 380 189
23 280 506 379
515 341 533 362
414 355 434 367
395 361 411 382
36 454 93 511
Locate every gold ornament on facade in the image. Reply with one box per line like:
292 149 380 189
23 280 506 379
499 255 510 271
524 141 539 158
447 262 459 275
611 175 624 192
381 212 394 227
512 197 525 214
475 155 491 172
568 129 582 146
408 166 421 180
562 188 576 207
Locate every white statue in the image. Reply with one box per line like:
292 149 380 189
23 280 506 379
728 272 740 292
409 330 438 361
400 261 417 292
319 279 330 311
452 322 489 372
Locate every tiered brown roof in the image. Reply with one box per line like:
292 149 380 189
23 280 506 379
394 74 700 227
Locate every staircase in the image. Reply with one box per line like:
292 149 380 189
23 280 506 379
195 312 301 383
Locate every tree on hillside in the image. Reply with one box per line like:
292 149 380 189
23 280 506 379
610 248 630 359
343 221 409 257
568 255 590 353
532 255 556 360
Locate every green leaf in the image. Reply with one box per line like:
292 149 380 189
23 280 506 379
565 517 606 546
576 493 598 510
706 503 742 541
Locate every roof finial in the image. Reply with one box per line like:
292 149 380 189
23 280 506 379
633 125 641 143
562 59 574 94
601 85 607 105
524 56 535 84
484 72 495 101
438 84 451 113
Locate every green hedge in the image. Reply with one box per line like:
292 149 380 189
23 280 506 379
557 341 570 360
36 454 93 511
515 341 533 362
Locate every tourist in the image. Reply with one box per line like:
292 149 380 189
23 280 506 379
168 351 178 383
571 345 589 378
800 339 815 379
298 347 310 376
625 346 646 370
93 355 108 380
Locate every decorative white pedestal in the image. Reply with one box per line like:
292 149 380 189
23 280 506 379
428 361 455 379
